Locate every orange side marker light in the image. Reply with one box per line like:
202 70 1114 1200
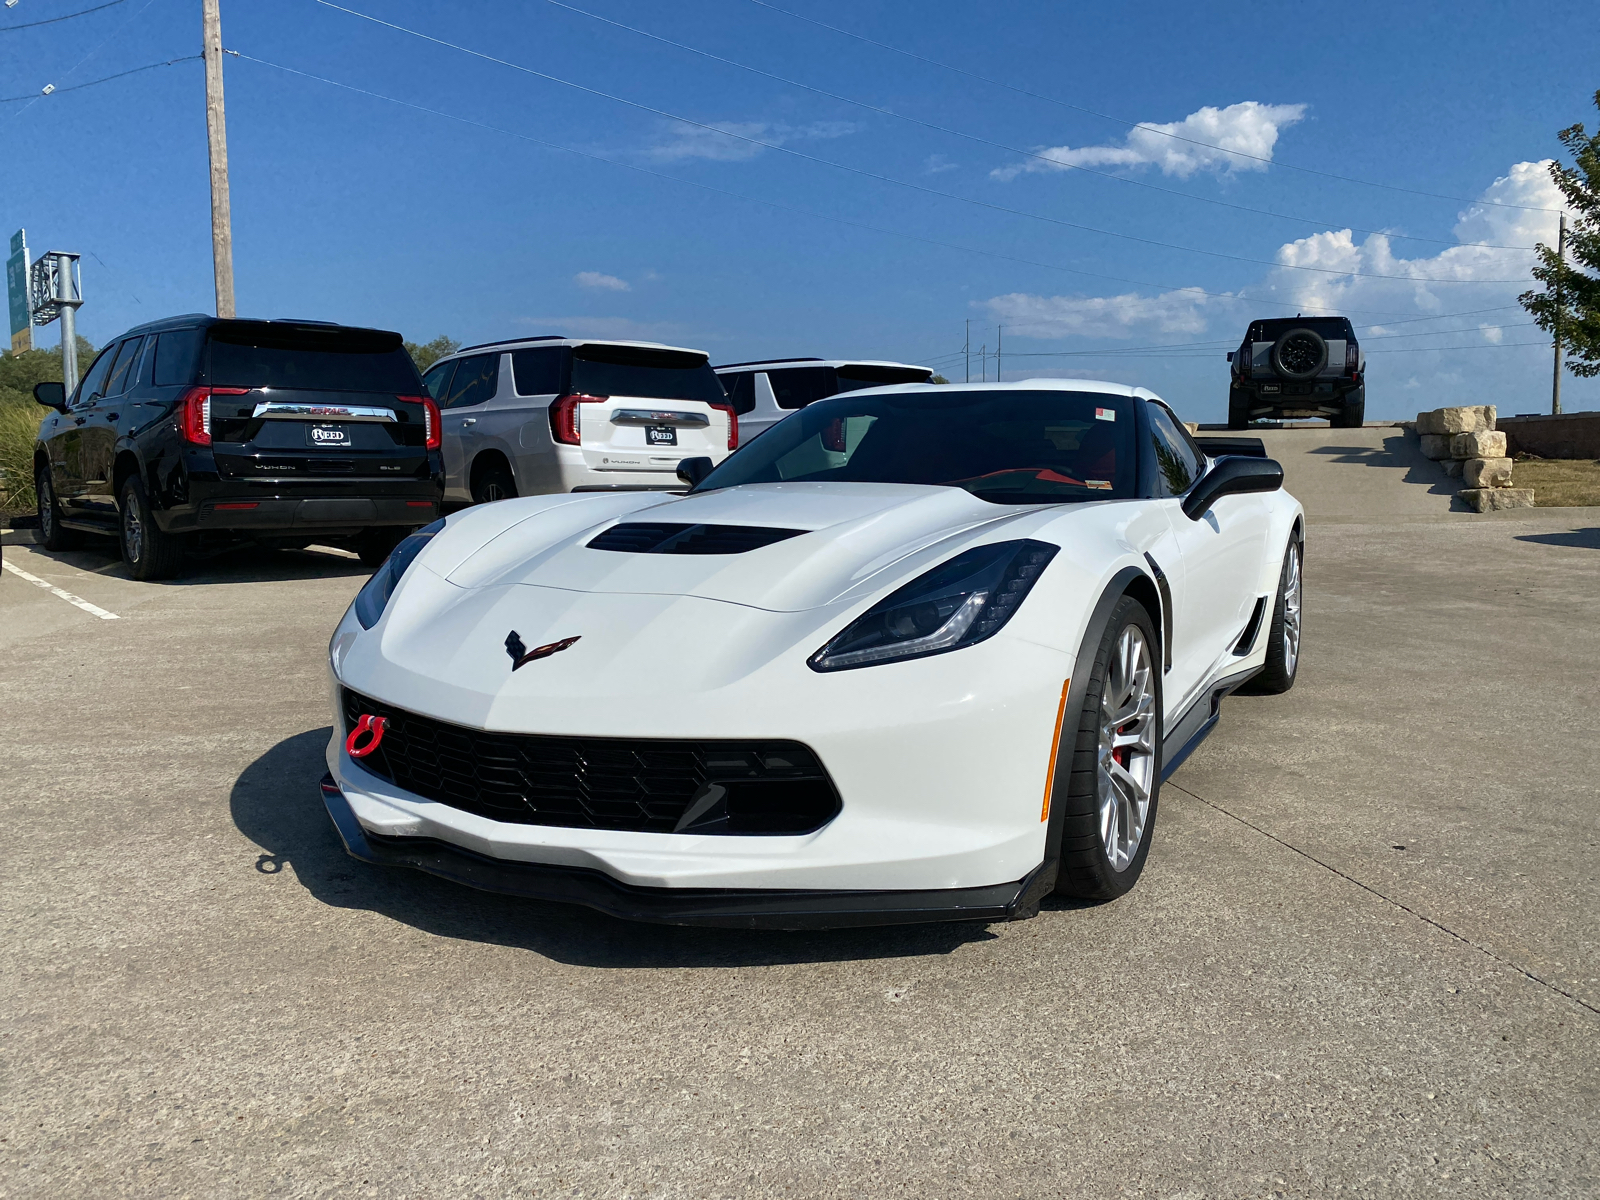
1041 678 1071 822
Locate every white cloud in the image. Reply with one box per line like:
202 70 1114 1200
983 286 1227 340
574 271 630 292
924 153 959 175
993 101 1307 181
646 119 858 163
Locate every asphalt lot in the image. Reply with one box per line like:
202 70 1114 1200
4 426 1598 1198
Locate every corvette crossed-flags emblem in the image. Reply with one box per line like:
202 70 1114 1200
504 631 581 671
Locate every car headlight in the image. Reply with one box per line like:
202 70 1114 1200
353 519 447 630
808 539 1058 672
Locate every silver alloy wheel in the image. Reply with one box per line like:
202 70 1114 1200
38 470 54 539
122 493 143 563
1097 625 1157 872
1282 543 1302 677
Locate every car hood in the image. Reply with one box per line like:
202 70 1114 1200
435 482 1047 612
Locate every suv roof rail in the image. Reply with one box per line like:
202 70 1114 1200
272 318 341 327
713 357 825 369
455 335 566 354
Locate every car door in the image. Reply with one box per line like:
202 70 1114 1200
440 353 500 495
49 342 120 519
1143 400 1270 715
80 335 144 520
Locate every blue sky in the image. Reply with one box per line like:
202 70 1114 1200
3 0 1597 421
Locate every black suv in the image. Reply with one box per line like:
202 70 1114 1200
32 316 443 580
1227 316 1365 429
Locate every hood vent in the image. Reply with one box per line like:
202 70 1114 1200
587 522 806 555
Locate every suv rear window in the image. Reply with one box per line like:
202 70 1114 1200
835 365 932 392
570 344 722 403
1247 318 1354 341
206 322 421 392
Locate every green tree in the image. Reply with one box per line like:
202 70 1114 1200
1519 90 1600 378
405 335 460 373
0 338 96 514
928 373 950 385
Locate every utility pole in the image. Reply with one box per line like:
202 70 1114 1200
996 325 1002 383
203 0 236 318
964 318 970 383
1552 212 1566 416
980 344 986 383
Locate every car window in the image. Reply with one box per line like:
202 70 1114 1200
511 347 565 396
1145 403 1202 497
698 388 1136 504
835 366 931 392
71 344 117 407
569 344 722 403
444 353 500 408
206 322 422 392
151 328 204 387
768 366 836 410
102 337 145 397
422 360 456 404
721 372 756 415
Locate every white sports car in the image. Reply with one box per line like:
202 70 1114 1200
321 379 1303 928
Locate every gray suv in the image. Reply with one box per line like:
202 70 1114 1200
1228 316 1365 429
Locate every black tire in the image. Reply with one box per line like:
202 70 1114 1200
1227 386 1255 430
1244 538 1303 695
471 459 517 505
1271 328 1327 381
355 527 407 568
1052 596 1164 901
35 462 80 551
1330 394 1365 429
118 477 185 581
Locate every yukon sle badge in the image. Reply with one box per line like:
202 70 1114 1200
505 631 580 671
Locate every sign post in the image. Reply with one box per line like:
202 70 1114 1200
6 229 30 355
30 251 83 393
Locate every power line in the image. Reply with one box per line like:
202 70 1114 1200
745 0 1562 215
545 0 1531 252
232 49 1480 323
0 0 123 32
0 54 197 103
313 1 1534 285
4 0 164 125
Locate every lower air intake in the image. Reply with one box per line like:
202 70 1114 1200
341 689 841 835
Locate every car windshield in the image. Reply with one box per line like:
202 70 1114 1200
696 388 1136 504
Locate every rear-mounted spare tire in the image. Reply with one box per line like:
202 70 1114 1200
1271 328 1328 381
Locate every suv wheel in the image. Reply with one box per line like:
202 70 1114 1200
35 463 81 551
1271 328 1328 381
1227 386 1255 430
119 477 185 580
1331 395 1365 429
471 460 517 505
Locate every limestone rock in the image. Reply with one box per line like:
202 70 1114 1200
1458 487 1535 512
1420 434 1455 460
1463 457 1513 488
1451 430 1507 459
1417 405 1495 435
1442 459 1464 478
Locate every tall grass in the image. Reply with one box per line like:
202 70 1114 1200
0 398 44 517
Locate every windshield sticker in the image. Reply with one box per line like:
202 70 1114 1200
1087 480 1112 490
1094 407 1115 422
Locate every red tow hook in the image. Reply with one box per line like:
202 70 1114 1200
345 714 389 759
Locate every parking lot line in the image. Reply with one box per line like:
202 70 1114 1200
2 560 121 620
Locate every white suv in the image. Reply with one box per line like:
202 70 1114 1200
423 338 736 503
713 359 933 443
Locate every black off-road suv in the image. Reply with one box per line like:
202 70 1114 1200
1227 316 1365 429
32 316 443 580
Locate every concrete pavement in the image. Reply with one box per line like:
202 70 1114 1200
3 432 1597 1198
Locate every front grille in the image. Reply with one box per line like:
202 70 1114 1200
342 689 841 835
587 522 806 555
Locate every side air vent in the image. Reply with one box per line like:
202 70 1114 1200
1233 596 1269 655
587 522 806 555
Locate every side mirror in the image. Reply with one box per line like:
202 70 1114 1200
1225 351 1234 362
34 381 67 411
676 456 714 488
1181 455 1283 521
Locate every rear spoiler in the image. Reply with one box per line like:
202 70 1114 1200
1195 436 1267 459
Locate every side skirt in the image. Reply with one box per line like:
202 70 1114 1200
1160 664 1262 781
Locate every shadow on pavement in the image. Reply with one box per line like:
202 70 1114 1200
17 540 372 584
1514 527 1600 550
231 729 998 967
1307 433 1462 501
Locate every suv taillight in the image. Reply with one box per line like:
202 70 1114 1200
548 394 608 445
1346 342 1360 377
178 386 250 446
398 394 441 449
711 401 738 450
